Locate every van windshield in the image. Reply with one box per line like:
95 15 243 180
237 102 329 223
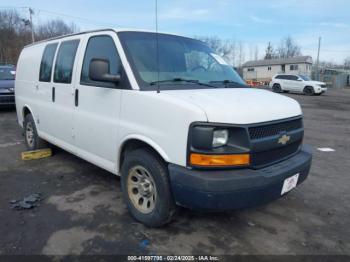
118 32 245 90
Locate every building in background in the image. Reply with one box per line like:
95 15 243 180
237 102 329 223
242 56 313 83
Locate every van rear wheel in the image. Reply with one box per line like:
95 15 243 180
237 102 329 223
121 148 176 227
24 114 47 150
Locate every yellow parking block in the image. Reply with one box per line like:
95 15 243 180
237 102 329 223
21 148 52 161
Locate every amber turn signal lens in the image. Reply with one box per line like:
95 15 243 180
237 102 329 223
190 153 250 167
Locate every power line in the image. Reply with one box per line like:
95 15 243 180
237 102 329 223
302 48 350 53
35 8 115 26
0 6 119 28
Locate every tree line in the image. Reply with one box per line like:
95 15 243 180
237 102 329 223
196 35 303 68
1 9 349 70
0 9 77 65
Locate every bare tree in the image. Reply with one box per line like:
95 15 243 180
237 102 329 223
237 41 245 67
277 36 301 58
36 19 78 41
254 45 259 61
0 10 78 65
264 42 276 60
0 10 31 64
196 36 237 66
249 43 254 61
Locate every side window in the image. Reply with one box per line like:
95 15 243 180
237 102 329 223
54 40 80 84
290 75 299 81
39 43 58 82
81 35 121 88
290 64 299 71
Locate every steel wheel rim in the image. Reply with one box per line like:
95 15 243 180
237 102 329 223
127 165 157 214
26 122 35 148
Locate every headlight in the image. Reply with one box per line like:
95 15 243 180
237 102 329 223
212 129 228 148
189 124 250 167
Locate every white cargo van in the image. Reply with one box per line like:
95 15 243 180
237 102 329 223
15 29 312 227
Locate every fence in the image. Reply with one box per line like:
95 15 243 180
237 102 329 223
312 69 350 88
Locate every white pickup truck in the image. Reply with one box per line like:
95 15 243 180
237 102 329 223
15 29 312 227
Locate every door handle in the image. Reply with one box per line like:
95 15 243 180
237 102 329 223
75 89 79 107
52 87 55 102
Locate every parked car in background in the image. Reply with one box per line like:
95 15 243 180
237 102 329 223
15 29 312 227
269 74 327 95
0 65 16 107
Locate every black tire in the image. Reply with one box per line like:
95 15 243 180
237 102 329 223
303 86 315 96
24 113 47 150
121 148 176 227
272 84 282 93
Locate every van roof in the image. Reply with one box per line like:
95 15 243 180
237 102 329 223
24 28 184 48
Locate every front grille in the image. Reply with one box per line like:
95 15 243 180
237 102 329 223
320 85 327 88
248 118 303 140
251 140 302 167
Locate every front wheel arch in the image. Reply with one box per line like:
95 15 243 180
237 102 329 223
118 138 168 173
303 86 315 95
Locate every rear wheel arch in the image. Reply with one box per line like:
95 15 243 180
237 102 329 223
22 106 35 127
22 106 32 119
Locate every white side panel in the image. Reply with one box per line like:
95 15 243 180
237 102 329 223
117 90 207 169
15 44 45 126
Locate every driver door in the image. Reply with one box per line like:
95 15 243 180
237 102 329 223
73 32 126 173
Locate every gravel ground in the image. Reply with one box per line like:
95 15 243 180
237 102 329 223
0 88 349 256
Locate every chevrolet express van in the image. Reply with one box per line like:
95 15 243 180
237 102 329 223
15 29 312 227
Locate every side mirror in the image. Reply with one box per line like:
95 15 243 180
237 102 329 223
89 58 121 84
297 79 302 81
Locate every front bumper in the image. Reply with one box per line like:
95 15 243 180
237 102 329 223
0 93 15 106
316 87 327 93
168 145 312 211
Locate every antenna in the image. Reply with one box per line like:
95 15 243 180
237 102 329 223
155 0 160 93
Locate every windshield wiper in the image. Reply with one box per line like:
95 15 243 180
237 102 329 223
210 80 248 88
150 78 217 88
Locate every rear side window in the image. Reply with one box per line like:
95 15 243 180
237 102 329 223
290 75 299 81
54 40 80 84
39 43 58 82
80 35 121 88
275 75 285 79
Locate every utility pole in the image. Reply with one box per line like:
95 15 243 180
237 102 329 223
28 8 35 43
315 37 321 80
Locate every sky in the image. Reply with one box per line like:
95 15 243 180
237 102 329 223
1 0 349 63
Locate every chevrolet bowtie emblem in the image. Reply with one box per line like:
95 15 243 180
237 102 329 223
278 134 290 145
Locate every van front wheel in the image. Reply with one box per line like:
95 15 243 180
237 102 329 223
24 114 47 150
121 148 176 227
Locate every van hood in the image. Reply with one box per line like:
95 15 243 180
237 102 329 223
163 88 302 124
